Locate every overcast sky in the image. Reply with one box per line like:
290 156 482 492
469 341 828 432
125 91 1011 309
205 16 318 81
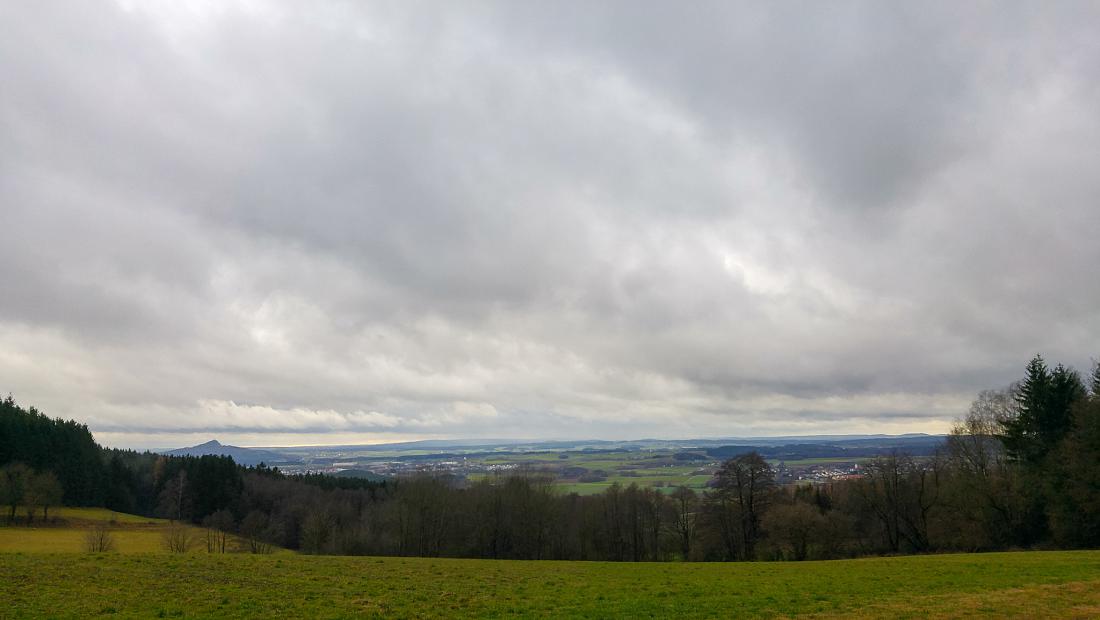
2 1 1099 448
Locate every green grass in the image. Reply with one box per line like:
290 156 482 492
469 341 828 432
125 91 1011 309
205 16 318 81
5 506 166 525
1 550 1099 618
555 482 615 495
555 471 713 495
0 508 260 555
50 506 168 524
467 449 717 493
0 528 186 553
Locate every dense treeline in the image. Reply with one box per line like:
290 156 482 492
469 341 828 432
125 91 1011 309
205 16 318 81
0 395 388 532
0 397 105 505
3 354 1099 560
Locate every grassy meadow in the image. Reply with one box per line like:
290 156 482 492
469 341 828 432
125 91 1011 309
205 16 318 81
3 508 1100 619
1 550 1099 618
2 508 1099 618
0 507 236 555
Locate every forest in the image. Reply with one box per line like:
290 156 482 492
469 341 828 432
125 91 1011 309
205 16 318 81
2 354 1099 561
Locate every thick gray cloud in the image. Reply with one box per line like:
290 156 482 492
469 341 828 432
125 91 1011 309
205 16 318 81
2 1 1099 448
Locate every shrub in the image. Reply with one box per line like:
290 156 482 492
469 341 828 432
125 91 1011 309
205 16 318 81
162 522 195 553
84 525 116 553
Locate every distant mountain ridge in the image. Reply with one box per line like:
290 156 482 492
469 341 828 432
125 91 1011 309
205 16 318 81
164 439 296 466
266 434 946 453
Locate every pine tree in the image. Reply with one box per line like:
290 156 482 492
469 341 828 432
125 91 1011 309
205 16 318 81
1090 362 1100 399
1045 363 1086 449
1048 396 1100 547
1002 355 1086 465
1002 355 1050 463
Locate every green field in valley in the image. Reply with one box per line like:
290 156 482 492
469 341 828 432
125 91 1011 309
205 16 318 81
471 449 719 495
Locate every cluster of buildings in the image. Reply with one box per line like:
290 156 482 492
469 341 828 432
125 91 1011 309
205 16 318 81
775 461 864 484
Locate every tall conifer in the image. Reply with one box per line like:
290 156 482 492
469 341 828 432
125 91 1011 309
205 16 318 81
1003 355 1050 463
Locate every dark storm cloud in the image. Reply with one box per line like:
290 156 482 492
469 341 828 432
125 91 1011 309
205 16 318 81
2 1 1098 447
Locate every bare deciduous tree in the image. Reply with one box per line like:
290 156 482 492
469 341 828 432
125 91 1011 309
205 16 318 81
239 510 277 554
84 525 116 553
202 509 235 553
33 472 64 522
667 486 697 561
709 452 775 560
0 463 32 524
157 470 191 522
162 521 196 553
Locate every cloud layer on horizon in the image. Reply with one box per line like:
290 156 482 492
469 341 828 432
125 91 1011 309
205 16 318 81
2 1 1099 448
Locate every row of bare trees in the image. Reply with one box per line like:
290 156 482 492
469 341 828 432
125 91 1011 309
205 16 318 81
0 462 64 524
211 454 920 561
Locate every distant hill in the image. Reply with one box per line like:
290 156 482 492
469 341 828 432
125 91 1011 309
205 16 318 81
705 435 945 460
164 440 296 466
274 438 528 452
268 433 946 452
270 434 948 458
